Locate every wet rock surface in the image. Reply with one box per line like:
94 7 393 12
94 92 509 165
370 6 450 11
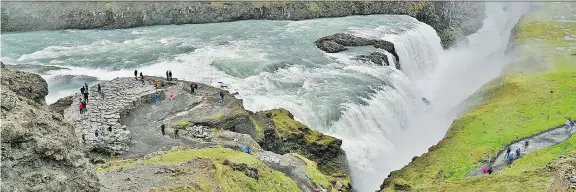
315 33 400 69
1 68 101 191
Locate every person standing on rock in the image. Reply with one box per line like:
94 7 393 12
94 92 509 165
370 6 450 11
161 124 166 135
190 83 196 94
219 91 224 104
80 86 85 95
166 70 169 80
487 166 493 174
174 128 179 138
108 125 112 133
95 129 99 138
134 70 138 79
82 134 86 143
169 71 173 81
83 91 89 103
84 83 89 92
97 84 101 94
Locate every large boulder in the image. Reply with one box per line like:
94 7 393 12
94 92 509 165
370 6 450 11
315 33 400 69
1 68 101 191
0 66 49 105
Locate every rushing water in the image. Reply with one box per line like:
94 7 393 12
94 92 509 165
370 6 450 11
1 3 530 191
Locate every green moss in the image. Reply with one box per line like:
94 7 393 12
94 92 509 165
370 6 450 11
96 160 134 173
381 3 576 191
250 116 264 136
209 2 225 8
173 121 190 129
208 113 225 121
264 109 337 145
293 153 332 188
144 147 302 192
307 2 321 13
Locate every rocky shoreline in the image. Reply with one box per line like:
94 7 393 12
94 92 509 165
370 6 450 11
1 66 351 191
1 1 485 48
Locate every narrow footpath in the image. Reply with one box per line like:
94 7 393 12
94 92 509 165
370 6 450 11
471 121 575 176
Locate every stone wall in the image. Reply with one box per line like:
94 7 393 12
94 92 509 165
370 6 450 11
1 1 485 48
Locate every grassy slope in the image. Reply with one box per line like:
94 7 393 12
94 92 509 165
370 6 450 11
98 147 303 192
382 3 576 191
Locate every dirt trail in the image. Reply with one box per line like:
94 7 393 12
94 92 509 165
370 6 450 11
471 121 575 176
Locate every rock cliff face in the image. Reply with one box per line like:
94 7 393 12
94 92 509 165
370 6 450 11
1 67 101 191
1 1 484 48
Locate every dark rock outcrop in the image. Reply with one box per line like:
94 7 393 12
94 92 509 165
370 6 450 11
357 52 390 67
1 1 485 48
316 33 400 69
224 160 259 179
49 95 74 115
254 108 348 177
1 68 101 191
316 40 347 53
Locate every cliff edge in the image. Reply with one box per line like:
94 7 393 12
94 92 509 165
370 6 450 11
1 67 101 191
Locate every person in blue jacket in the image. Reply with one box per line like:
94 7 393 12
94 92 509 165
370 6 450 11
507 152 514 164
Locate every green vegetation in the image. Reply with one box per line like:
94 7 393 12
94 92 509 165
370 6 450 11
307 2 321 13
209 2 225 8
293 153 332 188
173 121 190 129
382 3 576 191
208 113 225 121
292 153 351 192
96 160 134 173
264 109 337 145
101 147 301 192
145 147 302 192
250 116 264 136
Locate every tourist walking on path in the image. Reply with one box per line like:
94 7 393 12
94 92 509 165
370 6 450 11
482 166 489 174
515 145 521 158
95 129 99 137
166 71 169 80
80 86 85 95
97 84 101 94
505 147 511 158
140 72 144 80
82 134 86 143
79 102 84 115
84 83 89 92
219 91 225 104
174 128 179 138
134 70 138 79
108 125 112 133
169 71 173 81
161 124 166 135
487 167 493 174
83 91 89 103
507 152 515 164
100 89 105 99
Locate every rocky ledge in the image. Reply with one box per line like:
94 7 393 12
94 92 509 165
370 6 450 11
315 33 401 70
37 71 352 191
1 67 101 191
